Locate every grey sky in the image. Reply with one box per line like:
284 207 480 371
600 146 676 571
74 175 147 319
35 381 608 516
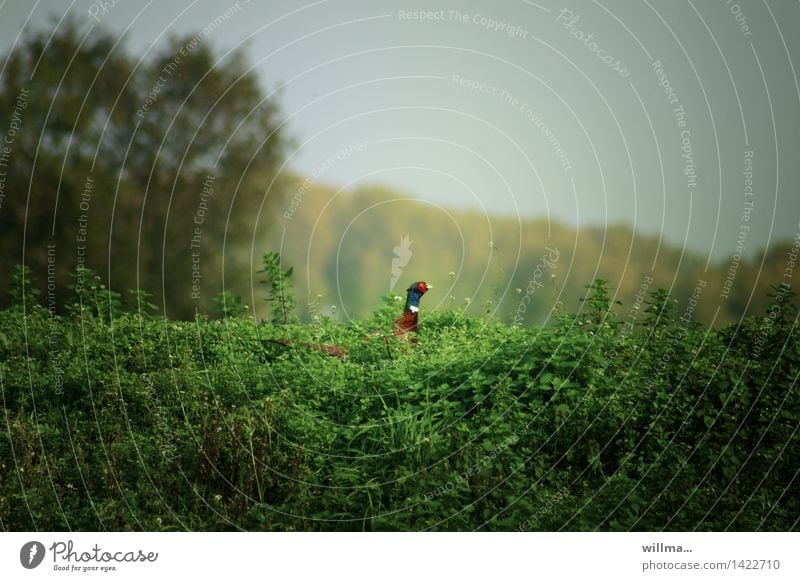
1 0 798 262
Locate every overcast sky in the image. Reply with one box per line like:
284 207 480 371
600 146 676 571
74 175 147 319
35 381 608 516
1 0 798 262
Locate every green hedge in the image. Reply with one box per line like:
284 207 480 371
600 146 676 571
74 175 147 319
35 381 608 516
0 282 797 531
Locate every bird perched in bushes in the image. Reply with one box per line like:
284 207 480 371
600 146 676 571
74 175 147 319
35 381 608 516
394 281 432 341
266 280 431 357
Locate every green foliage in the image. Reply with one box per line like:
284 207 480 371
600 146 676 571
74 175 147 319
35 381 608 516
129 289 158 317
8 264 40 309
65 266 123 321
643 287 676 330
212 291 247 319
580 278 622 327
369 293 405 329
0 268 797 532
764 282 798 331
258 252 298 325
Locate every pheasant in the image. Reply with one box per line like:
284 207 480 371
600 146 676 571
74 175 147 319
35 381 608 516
393 281 432 341
266 281 431 357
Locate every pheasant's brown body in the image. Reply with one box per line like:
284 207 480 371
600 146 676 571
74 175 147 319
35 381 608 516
393 310 419 339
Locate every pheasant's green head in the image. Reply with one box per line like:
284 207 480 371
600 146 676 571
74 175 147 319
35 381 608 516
404 281 431 313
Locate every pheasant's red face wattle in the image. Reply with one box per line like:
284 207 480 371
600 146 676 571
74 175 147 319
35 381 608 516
417 282 428 293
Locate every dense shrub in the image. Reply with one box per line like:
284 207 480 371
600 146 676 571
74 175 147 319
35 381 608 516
0 274 797 531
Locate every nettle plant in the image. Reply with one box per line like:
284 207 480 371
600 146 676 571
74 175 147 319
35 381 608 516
212 290 248 319
8 264 40 309
642 287 677 331
580 278 622 328
65 266 123 321
258 251 298 325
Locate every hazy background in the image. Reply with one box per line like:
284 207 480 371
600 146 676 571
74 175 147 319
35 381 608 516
1 0 798 324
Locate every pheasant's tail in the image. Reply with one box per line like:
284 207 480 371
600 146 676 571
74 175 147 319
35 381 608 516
265 338 347 358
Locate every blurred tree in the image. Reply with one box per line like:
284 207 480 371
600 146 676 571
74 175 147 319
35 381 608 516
270 181 799 327
0 18 288 317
